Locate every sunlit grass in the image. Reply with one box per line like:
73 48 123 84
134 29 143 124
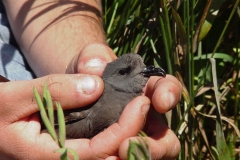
34 83 79 160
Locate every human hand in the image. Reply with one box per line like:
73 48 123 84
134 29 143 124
66 43 117 76
118 75 182 160
65 43 182 159
0 74 152 159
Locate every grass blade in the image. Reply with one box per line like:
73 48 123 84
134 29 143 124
43 82 54 127
33 87 58 143
210 58 231 160
56 102 66 148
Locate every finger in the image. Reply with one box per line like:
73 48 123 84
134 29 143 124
145 75 182 113
119 114 180 160
105 156 121 160
0 113 61 159
0 74 104 123
119 131 180 160
66 43 117 76
64 96 150 159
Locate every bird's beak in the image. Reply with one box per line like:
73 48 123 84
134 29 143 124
141 65 166 78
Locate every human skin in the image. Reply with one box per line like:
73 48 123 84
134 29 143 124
1 0 182 159
3 0 111 76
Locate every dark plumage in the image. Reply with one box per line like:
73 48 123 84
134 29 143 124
59 53 166 139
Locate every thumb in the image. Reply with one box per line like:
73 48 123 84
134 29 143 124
0 74 104 123
66 43 117 76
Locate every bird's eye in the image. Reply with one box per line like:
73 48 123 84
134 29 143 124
118 69 126 75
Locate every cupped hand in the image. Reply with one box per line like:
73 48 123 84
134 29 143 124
0 74 151 159
67 43 182 159
119 75 182 160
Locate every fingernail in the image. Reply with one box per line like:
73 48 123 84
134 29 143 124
85 58 106 70
169 92 175 109
142 104 150 117
77 75 98 95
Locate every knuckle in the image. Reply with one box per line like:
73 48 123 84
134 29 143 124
45 74 62 102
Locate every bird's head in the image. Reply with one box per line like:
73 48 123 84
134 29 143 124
102 53 166 94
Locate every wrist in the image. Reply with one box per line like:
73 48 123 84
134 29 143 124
4 0 107 77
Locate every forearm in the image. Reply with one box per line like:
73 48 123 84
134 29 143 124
3 0 106 77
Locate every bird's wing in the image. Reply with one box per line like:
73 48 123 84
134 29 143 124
63 107 91 123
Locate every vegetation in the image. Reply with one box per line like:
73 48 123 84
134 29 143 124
103 0 240 159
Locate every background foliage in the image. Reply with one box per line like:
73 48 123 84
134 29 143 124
102 0 240 159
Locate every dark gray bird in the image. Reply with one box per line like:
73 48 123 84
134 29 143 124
60 53 166 139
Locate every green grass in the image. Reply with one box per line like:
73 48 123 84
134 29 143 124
34 83 79 160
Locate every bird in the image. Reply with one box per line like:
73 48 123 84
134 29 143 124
57 53 166 139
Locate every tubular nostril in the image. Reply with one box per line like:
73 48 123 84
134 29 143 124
141 65 166 78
